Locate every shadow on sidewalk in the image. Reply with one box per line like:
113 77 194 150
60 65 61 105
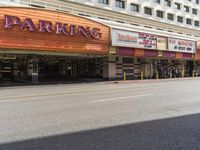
0 78 106 87
1 113 200 150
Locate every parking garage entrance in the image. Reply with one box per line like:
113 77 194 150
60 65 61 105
0 54 104 84
0 7 110 85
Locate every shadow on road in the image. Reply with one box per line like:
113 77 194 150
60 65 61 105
1 114 200 150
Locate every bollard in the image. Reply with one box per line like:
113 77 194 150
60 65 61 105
192 70 195 78
156 71 159 79
182 65 184 78
123 71 126 81
170 70 172 79
182 70 184 78
141 72 143 80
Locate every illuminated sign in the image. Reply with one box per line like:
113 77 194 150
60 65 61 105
4 15 102 39
168 38 196 53
157 36 168 50
112 29 157 49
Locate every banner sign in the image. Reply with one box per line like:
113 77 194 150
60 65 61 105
112 29 157 49
112 29 196 54
168 38 196 53
157 36 167 50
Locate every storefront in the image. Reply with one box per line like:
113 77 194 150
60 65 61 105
194 41 200 76
0 7 110 83
109 28 197 80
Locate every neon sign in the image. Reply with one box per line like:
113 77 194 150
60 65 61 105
4 15 102 39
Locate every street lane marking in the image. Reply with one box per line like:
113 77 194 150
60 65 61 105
0 84 185 102
90 94 154 103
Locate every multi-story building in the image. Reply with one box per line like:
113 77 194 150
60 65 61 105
0 0 200 82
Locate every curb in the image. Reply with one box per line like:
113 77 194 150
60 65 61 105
106 77 200 84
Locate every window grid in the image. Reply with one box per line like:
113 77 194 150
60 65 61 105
115 0 125 9
177 16 183 23
167 13 174 21
144 7 152 15
131 3 139 12
98 0 109 4
156 10 164 18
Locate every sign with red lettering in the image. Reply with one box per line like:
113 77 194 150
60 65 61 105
112 28 157 49
168 38 196 53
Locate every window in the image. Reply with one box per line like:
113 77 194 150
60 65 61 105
116 20 124 23
196 0 199 4
154 0 160 3
144 7 152 15
177 16 183 23
131 3 139 12
115 0 125 9
192 9 197 15
195 21 199 27
174 3 181 10
122 58 134 64
184 6 189 12
164 0 171 7
98 0 109 4
167 13 174 20
29 4 45 8
156 10 164 18
186 18 192 25
98 17 109 20
79 13 91 17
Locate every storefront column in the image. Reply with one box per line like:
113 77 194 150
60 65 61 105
62 62 67 77
182 61 186 78
0 62 2 80
27 57 38 83
193 61 198 77
13 61 18 81
103 56 116 80
58 61 67 77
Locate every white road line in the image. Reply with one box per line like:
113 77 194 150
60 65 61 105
90 94 154 103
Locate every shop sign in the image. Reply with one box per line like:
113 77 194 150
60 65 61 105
168 38 196 53
117 47 134 56
112 29 157 49
163 51 176 58
195 41 200 59
182 53 193 58
198 41 200 50
134 49 144 57
176 53 183 59
157 36 167 50
144 50 158 57
4 15 102 39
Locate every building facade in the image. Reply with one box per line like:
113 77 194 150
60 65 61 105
0 0 200 82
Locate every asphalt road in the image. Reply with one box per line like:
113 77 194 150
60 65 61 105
0 78 200 150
